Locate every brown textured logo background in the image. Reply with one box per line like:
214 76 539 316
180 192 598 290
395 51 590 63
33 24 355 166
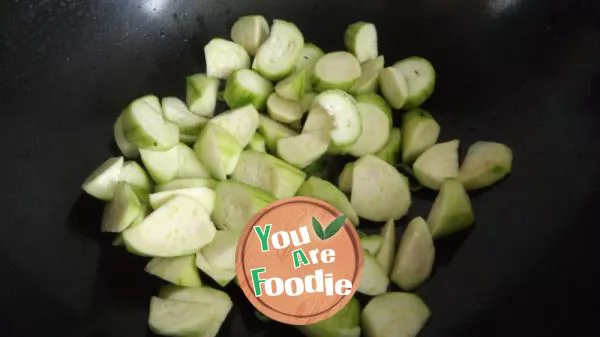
236 196 364 325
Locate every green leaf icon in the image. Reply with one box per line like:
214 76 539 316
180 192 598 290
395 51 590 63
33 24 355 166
323 215 347 239
312 217 325 240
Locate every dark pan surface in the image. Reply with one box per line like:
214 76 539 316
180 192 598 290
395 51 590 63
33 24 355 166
1 0 599 336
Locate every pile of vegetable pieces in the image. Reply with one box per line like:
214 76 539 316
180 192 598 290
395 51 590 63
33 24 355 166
81 15 513 337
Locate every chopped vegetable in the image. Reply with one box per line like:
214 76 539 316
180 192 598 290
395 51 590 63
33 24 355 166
276 130 331 169
248 133 267 152
459 141 513 190
81 156 124 201
118 161 152 196
392 57 436 109
351 155 411 221
302 106 335 133
346 94 392 157
350 55 384 95
154 178 218 192
145 254 202 287
376 219 395 275
358 251 389 296
212 180 276 231
390 217 435 290
195 230 239 286
162 97 208 135
257 114 298 152
312 90 362 147
296 176 359 226
101 182 142 233
275 69 307 101
186 74 219 117
313 52 362 92
360 235 384 255
148 297 215 336
401 109 440 164
374 127 402 165
149 187 216 213
253 19 304 80
121 96 179 151
337 162 354 193
295 43 324 91
413 139 459 190
204 38 250 79
114 116 139 158
140 146 180 184
362 292 430 337
344 22 378 63
379 67 408 109
223 69 273 111
230 15 270 56
427 178 475 239
194 122 244 181
296 298 361 337
211 104 260 148
267 93 305 123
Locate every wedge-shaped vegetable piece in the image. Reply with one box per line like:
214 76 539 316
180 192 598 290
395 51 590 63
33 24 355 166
413 140 459 190
361 235 383 255
337 162 354 193
212 181 275 230
121 97 179 150
194 122 244 181
155 178 218 192
344 22 378 63
145 255 202 287
393 57 436 109
427 178 474 239
350 55 384 95
112 203 150 247
390 217 434 290
276 130 331 169
196 230 238 287
267 93 304 123
248 133 266 152
114 116 139 158
148 297 215 336
162 97 208 135
376 219 395 275
300 91 317 114
140 146 180 184
346 94 392 157
81 156 124 201
122 195 217 257
211 104 260 148
204 38 250 79
186 74 219 117
302 106 335 133
137 94 162 114
176 143 211 179
374 128 401 165
362 292 430 337
379 67 408 109
358 251 389 296
401 109 440 164
296 44 324 92
257 114 298 152
459 141 513 190
313 52 361 92
253 20 304 81
297 298 361 337
149 187 216 213
230 15 269 56
312 90 361 147
297 177 359 226
275 70 306 101
231 150 307 198
118 161 152 197
159 285 233 337
351 155 411 221
223 69 273 111
101 182 142 232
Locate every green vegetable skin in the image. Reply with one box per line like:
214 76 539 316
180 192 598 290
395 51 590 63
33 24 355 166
296 298 361 337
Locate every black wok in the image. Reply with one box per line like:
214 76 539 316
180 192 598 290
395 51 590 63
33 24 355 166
1 0 599 336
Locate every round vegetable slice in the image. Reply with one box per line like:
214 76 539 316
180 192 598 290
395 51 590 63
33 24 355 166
204 38 250 79
413 139 459 190
458 141 513 190
230 15 270 56
267 93 304 124
253 19 304 81
276 130 331 169
362 292 430 337
427 178 475 239
275 69 306 101
390 217 435 291
296 176 359 226
379 67 409 109
312 90 362 147
349 55 384 95
145 254 202 287
162 97 208 135
223 68 273 111
212 180 275 231
313 51 362 92
122 195 217 257
351 155 411 221
344 22 378 63
401 109 440 164
101 182 142 233
186 74 219 117
393 56 436 109
81 156 124 201
114 116 139 158
346 94 392 157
